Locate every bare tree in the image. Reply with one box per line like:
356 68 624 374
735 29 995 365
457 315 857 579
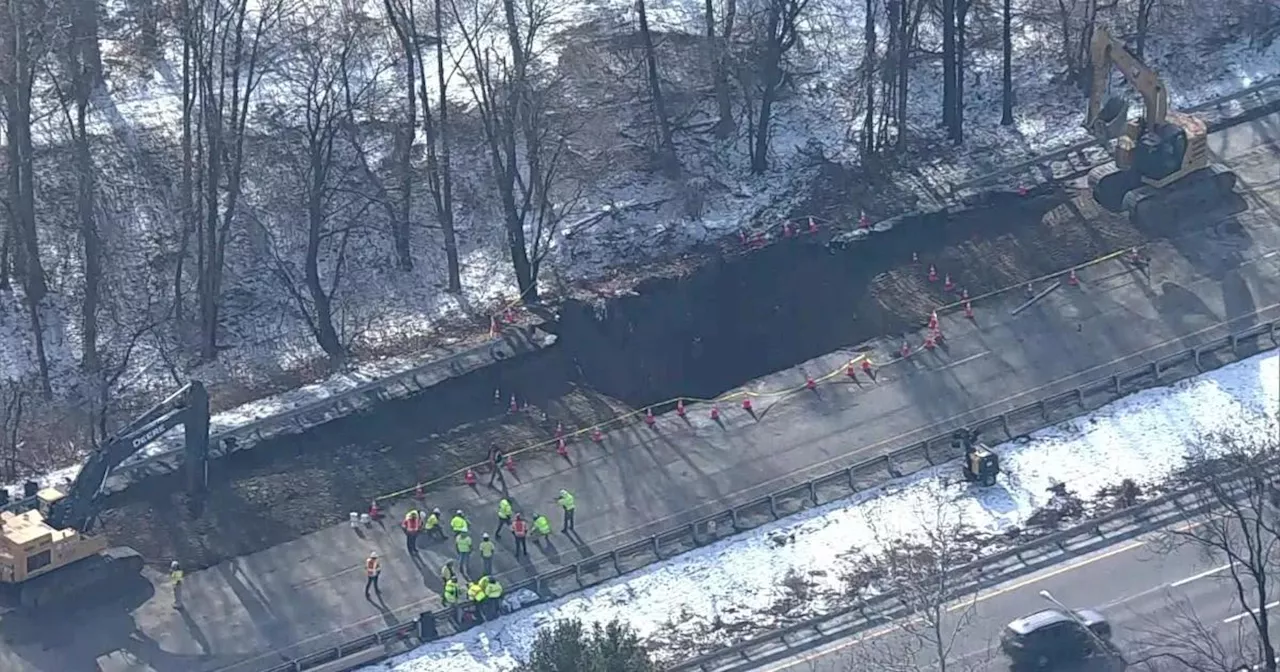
49 9 103 374
842 480 990 672
704 0 736 138
451 0 581 302
381 0 420 272
1133 0 1158 60
1 0 54 396
743 0 808 174
189 0 284 361
1001 0 1013 125
265 6 385 364
636 0 678 173
1138 428 1280 672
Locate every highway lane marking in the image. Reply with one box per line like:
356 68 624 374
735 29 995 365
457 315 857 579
1171 562 1234 587
1225 600 1280 624
935 351 991 371
762 519 1211 672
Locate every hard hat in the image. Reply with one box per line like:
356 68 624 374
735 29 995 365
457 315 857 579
370 551 378 558
482 532 490 539
432 507 441 514
456 509 463 515
171 561 179 570
559 489 568 496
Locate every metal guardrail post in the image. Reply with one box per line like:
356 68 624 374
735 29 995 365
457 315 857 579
767 496 778 519
1271 321 1278 345
807 480 817 506
1113 373 1122 395
1152 360 1160 379
1193 347 1202 371
847 465 859 490
1075 387 1084 408
1231 334 1239 353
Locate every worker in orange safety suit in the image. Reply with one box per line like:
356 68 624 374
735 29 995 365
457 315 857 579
402 509 422 556
364 551 382 599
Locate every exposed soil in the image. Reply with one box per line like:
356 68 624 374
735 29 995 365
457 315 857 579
97 163 1230 570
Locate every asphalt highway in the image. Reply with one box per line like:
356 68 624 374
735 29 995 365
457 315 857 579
0 112 1278 672
765 520 1275 672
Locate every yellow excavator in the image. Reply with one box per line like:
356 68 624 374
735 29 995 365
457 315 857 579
0 382 210 608
1083 26 1237 222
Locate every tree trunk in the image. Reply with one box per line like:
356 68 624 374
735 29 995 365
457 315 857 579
430 0 460 292
175 0 195 322
73 73 101 373
953 0 968 144
1001 0 1013 125
894 0 909 148
1135 0 1155 60
384 0 416 272
72 0 103 85
0 227 9 291
637 0 677 173
941 0 955 132
706 0 735 138
304 155 344 362
136 0 159 60
861 0 874 156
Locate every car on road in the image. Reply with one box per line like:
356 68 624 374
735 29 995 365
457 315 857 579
1000 607 1112 670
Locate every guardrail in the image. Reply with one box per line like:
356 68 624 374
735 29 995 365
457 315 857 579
669 457 1280 672
257 320 1280 672
96 326 556 495
947 76 1280 198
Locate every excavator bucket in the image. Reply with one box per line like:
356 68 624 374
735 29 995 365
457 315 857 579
1092 96 1130 140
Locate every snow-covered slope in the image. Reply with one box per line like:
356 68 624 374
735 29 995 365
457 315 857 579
360 349 1280 671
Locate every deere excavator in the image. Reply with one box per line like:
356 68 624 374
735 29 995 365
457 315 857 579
1084 26 1238 223
0 382 210 609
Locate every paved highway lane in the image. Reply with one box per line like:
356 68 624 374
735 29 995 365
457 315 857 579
3 111 1279 672
767 523 1276 672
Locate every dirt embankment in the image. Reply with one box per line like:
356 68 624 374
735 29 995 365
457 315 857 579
102 176 1200 569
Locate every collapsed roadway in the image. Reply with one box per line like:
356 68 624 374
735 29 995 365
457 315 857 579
1 95 1279 672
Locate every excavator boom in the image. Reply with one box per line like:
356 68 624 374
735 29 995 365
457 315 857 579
1085 27 1169 141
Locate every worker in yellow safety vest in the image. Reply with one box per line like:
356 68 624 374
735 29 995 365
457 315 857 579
450 510 469 536
443 577 460 623
456 532 473 575
425 507 445 540
479 533 496 577
468 579 485 622
483 576 503 619
495 498 514 538
556 489 576 532
532 512 552 543
170 561 184 610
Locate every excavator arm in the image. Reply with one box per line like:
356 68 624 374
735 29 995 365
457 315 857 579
48 382 210 532
1085 26 1170 140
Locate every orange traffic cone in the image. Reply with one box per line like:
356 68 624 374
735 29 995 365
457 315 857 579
944 274 955 292
806 376 817 390
846 362 857 379
928 264 938 282
960 288 969 301
808 217 819 234
742 398 753 412
861 359 872 374
556 438 569 457
924 333 936 350
901 341 911 357
928 310 938 330
464 469 477 486
710 405 720 421
555 422 564 439
964 300 974 319
1068 268 1079 286
783 222 793 237
676 399 686 417
592 428 604 442
645 408 656 426
415 483 424 499
369 500 381 520
509 395 518 413
859 212 870 230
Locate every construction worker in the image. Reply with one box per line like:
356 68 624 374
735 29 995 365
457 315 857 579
441 560 457 586
479 533 496 577
170 561 184 610
511 512 529 557
484 575 504 619
364 551 382 598
424 507 445 540
468 578 485 623
443 576 460 624
495 497 514 538
556 489 576 532
451 509 469 536
456 531 473 574
532 512 551 543
488 446 507 488
402 509 423 555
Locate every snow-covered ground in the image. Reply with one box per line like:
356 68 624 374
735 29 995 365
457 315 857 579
359 348 1280 671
